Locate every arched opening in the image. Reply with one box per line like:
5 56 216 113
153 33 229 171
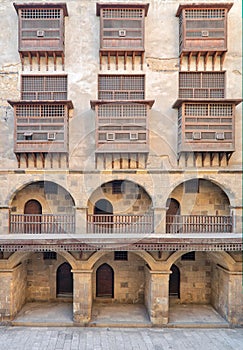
166 179 232 233
166 198 181 215
24 199 42 233
56 262 73 297
87 180 153 234
169 264 180 298
94 199 113 215
166 198 180 233
96 263 114 298
94 199 113 233
10 181 76 234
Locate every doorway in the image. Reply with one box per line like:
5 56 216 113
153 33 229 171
96 263 114 298
24 199 42 233
169 264 180 298
166 198 180 233
94 199 113 233
56 262 73 297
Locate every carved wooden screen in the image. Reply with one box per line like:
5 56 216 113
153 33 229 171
98 75 145 100
18 7 64 52
178 102 235 152
179 7 227 53
179 72 225 98
97 103 147 145
21 75 67 100
100 7 145 49
15 103 67 153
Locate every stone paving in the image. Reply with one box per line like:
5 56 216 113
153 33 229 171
0 326 242 350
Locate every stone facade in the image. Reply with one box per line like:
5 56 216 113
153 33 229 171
0 0 242 327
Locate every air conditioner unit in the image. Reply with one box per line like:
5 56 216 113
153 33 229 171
37 30 45 37
106 133 115 141
192 132 201 140
130 132 138 140
201 30 209 37
119 29 126 37
216 132 225 140
48 132 56 140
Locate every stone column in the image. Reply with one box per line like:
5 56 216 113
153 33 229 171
0 206 10 235
153 207 167 234
148 270 171 326
0 269 12 320
226 269 243 325
75 207 87 234
230 206 242 234
72 269 93 325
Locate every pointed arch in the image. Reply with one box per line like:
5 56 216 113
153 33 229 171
96 263 114 298
56 262 73 296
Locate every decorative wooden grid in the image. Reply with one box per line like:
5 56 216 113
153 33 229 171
16 104 65 117
102 9 143 18
20 9 61 19
22 75 67 100
98 75 145 100
185 9 225 19
179 72 225 98
98 104 147 118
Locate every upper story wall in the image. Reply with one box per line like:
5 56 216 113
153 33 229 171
0 0 241 170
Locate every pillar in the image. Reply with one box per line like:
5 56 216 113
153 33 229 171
228 271 243 325
213 265 243 326
0 207 10 235
230 206 242 234
0 269 12 321
72 269 93 325
75 206 87 234
147 270 171 326
153 207 167 233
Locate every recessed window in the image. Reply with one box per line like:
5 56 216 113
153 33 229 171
184 179 199 193
44 183 58 194
114 251 128 260
43 252 57 260
181 252 195 261
112 180 124 194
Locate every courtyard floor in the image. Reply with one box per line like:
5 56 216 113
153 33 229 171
11 301 229 328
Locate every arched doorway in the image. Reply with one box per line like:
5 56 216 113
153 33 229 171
169 264 180 298
94 199 113 233
166 198 180 233
96 263 114 298
24 199 42 233
56 262 73 297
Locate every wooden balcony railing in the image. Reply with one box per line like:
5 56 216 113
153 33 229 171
87 214 154 234
10 214 75 234
166 215 233 233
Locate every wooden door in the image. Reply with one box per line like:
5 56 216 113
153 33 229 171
57 262 73 296
169 264 180 298
96 263 114 298
24 199 42 233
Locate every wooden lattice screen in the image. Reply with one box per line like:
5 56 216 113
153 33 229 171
177 5 231 54
21 75 67 100
14 103 68 153
98 75 145 100
96 103 148 144
16 5 66 52
178 102 235 152
100 7 145 49
179 72 225 98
